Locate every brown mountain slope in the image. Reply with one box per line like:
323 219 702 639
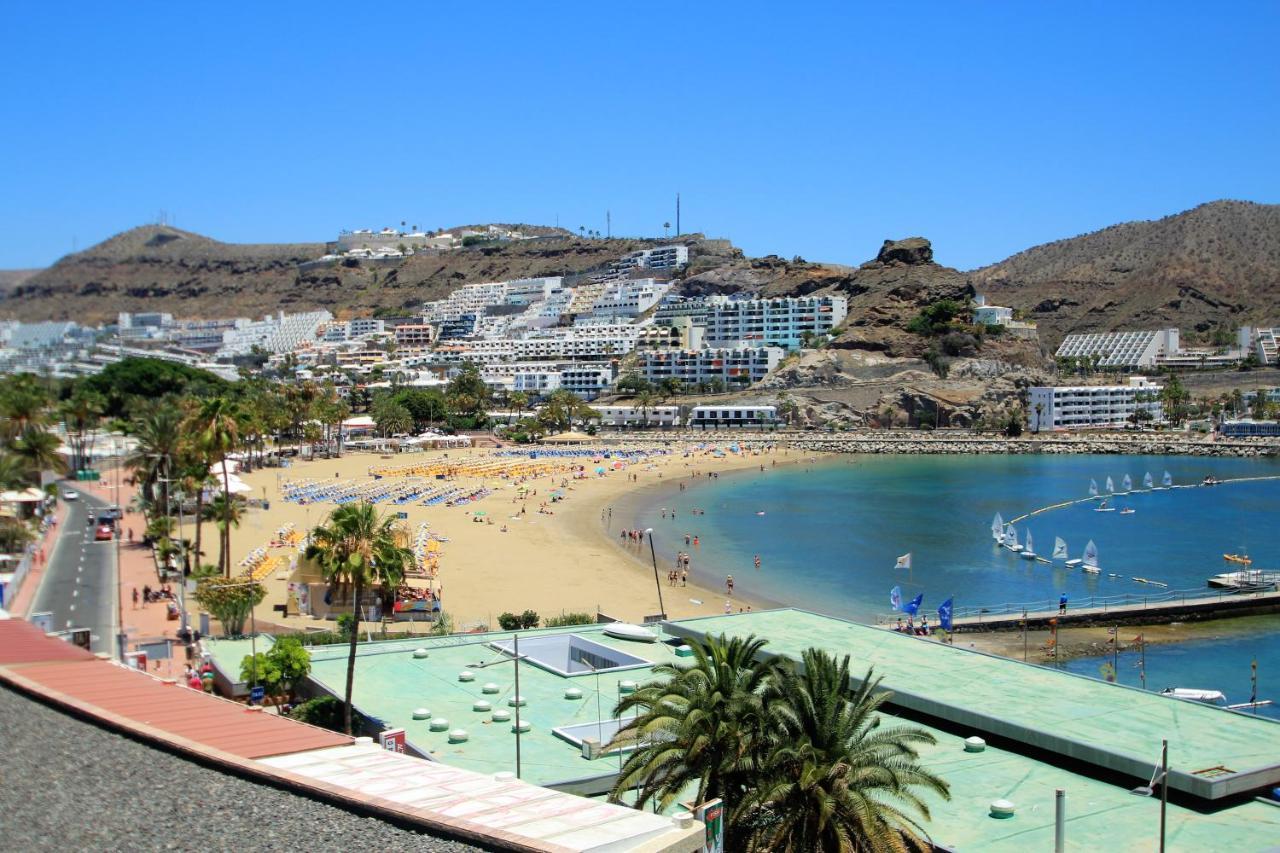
971 200 1280 347
2 225 687 322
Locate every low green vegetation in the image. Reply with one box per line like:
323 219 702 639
193 576 266 637
239 635 312 705
497 610 540 630
543 611 595 627
608 634 948 850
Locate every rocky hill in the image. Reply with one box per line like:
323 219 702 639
2 225 685 322
971 200 1280 346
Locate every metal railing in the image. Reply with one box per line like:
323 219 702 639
950 585 1278 621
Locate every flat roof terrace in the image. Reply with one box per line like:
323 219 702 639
305 625 686 787
663 609 1280 802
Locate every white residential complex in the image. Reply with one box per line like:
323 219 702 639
1055 329 1179 368
217 311 333 358
598 245 689 281
1028 377 1165 432
703 295 848 351
636 346 785 387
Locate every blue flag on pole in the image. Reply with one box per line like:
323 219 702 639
890 585 903 611
937 597 953 631
903 593 923 617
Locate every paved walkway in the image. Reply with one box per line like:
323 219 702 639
7 502 67 617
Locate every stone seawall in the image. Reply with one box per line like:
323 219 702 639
589 430 1279 457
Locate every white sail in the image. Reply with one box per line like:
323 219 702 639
1053 537 1068 559
1106 476 1115 493
1163 471 1173 487
1089 478 1099 497
1143 472 1154 489
1122 474 1133 491
1005 524 1019 548
1083 539 1099 567
992 512 1004 540
1025 530 1034 552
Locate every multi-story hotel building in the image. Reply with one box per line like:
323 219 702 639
1054 329 1179 368
1028 377 1165 431
703 295 847 351
636 346 784 387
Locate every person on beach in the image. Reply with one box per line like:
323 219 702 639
726 575 734 595
681 567 688 586
693 536 699 547
1059 593 1068 615
685 533 691 545
753 554 761 569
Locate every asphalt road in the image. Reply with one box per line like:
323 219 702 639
31 488 117 654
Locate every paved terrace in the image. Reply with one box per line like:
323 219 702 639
663 609 1280 802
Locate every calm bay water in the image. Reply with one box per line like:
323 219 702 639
627 453 1280 622
1062 624 1280 719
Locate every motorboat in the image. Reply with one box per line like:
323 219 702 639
603 622 659 643
1160 687 1273 711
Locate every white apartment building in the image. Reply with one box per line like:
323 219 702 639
1028 377 1165 432
637 346 784 387
1055 329 1179 368
689 405 780 430
217 310 332 357
559 364 616 400
599 245 690 281
393 324 435 349
1253 327 1278 365
322 318 386 343
423 282 510 322
592 405 681 428
703 295 848 351
589 279 671 320
504 277 563 305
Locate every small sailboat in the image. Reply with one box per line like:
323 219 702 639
1052 537 1069 560
1121 474 1133 492
1142 472 1154 490
1020 529 1038 560
1082 539 1101 574
1089 478 1099 497
1094 498 1116 513
1004 524 1023 552
991 512 1004 543
1106 476 1115 493
1160 471 1173 489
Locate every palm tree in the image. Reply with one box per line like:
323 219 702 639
176 452 213 572
0 451 28 490
306 502 413 734
206 493 244 573
187 398 241 576
736 651 949 851
608 634 780 815
11 425 64 485
634 390 656 429
509 391 529 424
127 405 183 508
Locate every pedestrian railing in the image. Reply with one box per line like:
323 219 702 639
950 585 1279 622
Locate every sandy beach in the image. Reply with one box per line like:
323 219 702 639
227 442 814 631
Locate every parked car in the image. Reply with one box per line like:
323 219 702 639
62 490 78 501
94 524 114 542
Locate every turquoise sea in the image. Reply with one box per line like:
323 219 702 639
618 452 1280 706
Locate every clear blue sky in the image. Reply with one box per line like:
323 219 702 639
3 2 1277 271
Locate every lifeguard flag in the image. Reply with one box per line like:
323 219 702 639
937 598 953 631
890 586 903 611
894 553 912 570
903 593 923 616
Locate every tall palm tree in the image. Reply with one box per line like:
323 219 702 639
127 405 183 508
736 651 949 852
11 425 64 485
608 634 780 815
206 493 244 573
186 398 241 576
0 451 28 490
305 502 413 734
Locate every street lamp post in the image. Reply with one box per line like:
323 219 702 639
644 528 665 619
469 634 527 778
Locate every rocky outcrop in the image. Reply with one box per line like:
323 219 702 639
874 237 933 266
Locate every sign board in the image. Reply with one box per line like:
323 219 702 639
695 799 723 853
124 650 148 671
30 611 54 634
249 685 266 704
396 511 408 520
139 640 171 661
379 728 407 753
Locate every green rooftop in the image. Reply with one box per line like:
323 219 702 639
665 609 1280 801
300 614 1280 850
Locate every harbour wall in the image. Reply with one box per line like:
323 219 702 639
589 430 1280 457
953 588 1280 632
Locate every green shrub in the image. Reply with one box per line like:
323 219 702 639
288 696 368 733
544 611 595 628
497 612 522 630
